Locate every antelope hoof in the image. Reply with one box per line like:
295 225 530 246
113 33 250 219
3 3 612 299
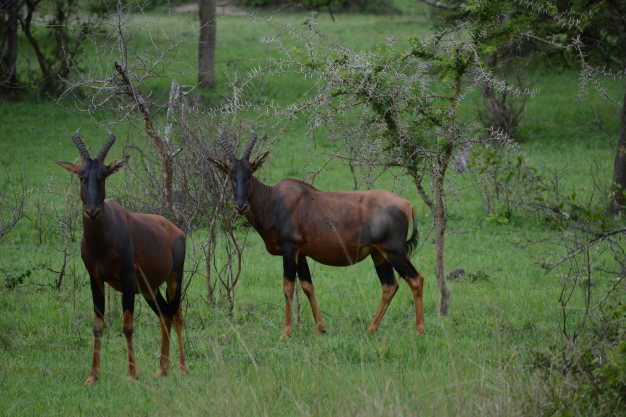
316 326 327 335
179 365 189 375
154 368 168 378
366 326 378 334
417 326 426 335
127 374 138 382
83 375 98 386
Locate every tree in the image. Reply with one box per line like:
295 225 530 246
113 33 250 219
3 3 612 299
0 0 21 92
198 0 216 89
418 1 626 212
278 25 504 315
0 0 97 96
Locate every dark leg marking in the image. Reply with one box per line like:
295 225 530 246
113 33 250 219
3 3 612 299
367 253 399 333
281 245 297 338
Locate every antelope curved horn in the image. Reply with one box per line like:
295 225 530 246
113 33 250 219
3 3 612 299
217 123 235 161
97 134 116 162
243 131 258 161
72 130 91 161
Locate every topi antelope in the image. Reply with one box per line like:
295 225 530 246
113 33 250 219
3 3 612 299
208 128 426 337
56 132 187 385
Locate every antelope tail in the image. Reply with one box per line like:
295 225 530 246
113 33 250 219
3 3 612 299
406 208 419 256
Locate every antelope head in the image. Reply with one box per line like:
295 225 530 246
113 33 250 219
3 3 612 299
207 125 269 214
55 131 129 219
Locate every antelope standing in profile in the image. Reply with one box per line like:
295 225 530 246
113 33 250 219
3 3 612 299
208 128 426 337
56 132 187 385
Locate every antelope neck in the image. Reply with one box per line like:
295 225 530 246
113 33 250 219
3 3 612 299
246 176 275 233
83 204 115 245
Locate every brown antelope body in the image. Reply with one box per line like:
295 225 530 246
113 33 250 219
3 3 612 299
208 129 425 337
56 133 187 385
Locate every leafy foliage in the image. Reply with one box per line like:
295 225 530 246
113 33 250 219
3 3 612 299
422 0 625 140
427 0 626 69
468 141 546 221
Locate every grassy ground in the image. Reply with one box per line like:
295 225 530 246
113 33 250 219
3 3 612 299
0 6 623 417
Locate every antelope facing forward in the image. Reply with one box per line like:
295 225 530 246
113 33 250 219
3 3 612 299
56 132 187 384
208 129 426 337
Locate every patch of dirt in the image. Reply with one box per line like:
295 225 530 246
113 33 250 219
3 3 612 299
173 1 248 16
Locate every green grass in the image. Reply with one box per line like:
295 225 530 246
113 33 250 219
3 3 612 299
0 7 623 417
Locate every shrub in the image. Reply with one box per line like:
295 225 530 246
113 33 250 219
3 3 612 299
531 298 626 417
468 141 546 221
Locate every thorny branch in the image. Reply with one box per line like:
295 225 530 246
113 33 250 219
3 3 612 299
113 61 178 223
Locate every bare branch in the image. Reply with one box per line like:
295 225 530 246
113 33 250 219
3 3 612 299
113 61 176 222
544 227 626 270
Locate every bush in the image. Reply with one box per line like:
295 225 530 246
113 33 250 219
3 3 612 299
531 298 626 417
468 142 546 221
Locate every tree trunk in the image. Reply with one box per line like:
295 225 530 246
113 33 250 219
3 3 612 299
0 0 21 92
410 161 451 316
609 85 626 214
198 0 216 89
432 162 451 316
19 0 56 93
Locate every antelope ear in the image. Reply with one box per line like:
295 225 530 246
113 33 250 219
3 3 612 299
207 156 230 174
55 161 81 175
105 155 129 176
250 151 270 172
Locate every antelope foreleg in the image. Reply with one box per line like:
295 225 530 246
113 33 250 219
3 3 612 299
85 277 105 385
122 310 137 380
282 277 296 338
297 257 326 334
85 312 104 385
281 248 298 338
300 281 326 335
122 288 137 380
